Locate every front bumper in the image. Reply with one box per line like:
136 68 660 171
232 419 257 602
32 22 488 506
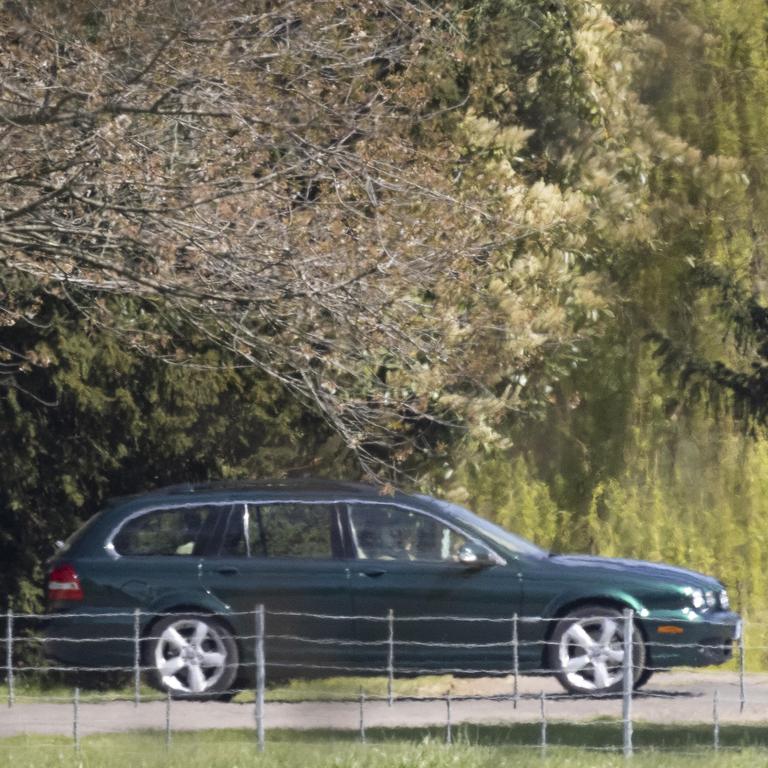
643 610 741 668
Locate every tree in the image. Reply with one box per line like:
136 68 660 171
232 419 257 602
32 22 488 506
0 279 344 608
0 0 603 477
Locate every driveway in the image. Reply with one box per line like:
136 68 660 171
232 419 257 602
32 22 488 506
1 671 765 737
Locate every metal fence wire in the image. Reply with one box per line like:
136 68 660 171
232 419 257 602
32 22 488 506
0 607 757 756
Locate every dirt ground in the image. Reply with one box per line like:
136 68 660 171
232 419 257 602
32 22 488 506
1 670 766 737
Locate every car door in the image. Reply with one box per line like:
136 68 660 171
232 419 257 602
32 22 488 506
107 501 227 608
345 501 522 676
199 501 356 676
93 503 228 660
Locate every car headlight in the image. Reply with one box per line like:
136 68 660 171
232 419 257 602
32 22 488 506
686 587 717 611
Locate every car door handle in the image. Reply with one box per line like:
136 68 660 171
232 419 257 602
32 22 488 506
358 569 387 578
215 567 240 576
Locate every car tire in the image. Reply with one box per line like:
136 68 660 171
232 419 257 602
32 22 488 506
146 614 239 700
634 666 653 691
549 605 646 696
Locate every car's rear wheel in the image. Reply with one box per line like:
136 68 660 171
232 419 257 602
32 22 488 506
146 614 238 700
634 666 653 690
549 605 646 696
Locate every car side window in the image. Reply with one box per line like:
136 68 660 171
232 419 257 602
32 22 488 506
220 503 338 559
113 505 222 556
348 504 468 563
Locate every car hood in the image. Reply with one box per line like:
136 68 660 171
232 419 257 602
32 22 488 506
547 553 721 590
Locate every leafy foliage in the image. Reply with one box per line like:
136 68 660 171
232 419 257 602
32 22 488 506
0 0 603 475
0 284 337 609
5 0 768 645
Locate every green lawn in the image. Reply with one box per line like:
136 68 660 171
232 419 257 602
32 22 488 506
3 724 768 768
0 674 466 703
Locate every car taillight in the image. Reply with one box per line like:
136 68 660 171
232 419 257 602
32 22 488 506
47 563 83 602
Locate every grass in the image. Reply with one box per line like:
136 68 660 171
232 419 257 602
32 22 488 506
4 664 752 704
251 674 470 702
4 724 768 768
3 673 766 766
0 674 465 704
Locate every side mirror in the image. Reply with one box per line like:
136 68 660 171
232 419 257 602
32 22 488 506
457 543 498 568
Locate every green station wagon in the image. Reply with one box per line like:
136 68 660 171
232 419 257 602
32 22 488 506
44 480 740 699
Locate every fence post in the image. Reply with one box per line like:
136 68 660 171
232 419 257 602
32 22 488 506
254 604 266 752
539 691 547 756
6 609 13 709
622 608 634 759
133 608 141 707
739 624 746 714
359 688 366 744
387 608 394 708
73 687 80 753
445 691 452 745
713 689 720 752
512 613 519 710
165 689 172 751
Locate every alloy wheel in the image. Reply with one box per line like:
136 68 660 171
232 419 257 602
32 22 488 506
551 606 645 695
152 617 230 695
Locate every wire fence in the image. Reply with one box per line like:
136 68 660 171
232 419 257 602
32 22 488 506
0 606 757 758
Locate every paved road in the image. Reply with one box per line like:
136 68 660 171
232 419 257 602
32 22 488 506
2 672 767 737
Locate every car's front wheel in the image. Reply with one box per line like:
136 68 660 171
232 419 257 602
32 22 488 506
146 614 239 700
549 605 645 696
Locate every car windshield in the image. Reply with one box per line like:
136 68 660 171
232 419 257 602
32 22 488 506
425 498 548 558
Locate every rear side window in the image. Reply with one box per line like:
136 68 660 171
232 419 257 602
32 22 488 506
348 503 468 563
221 504 338 559
113 505 223 556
